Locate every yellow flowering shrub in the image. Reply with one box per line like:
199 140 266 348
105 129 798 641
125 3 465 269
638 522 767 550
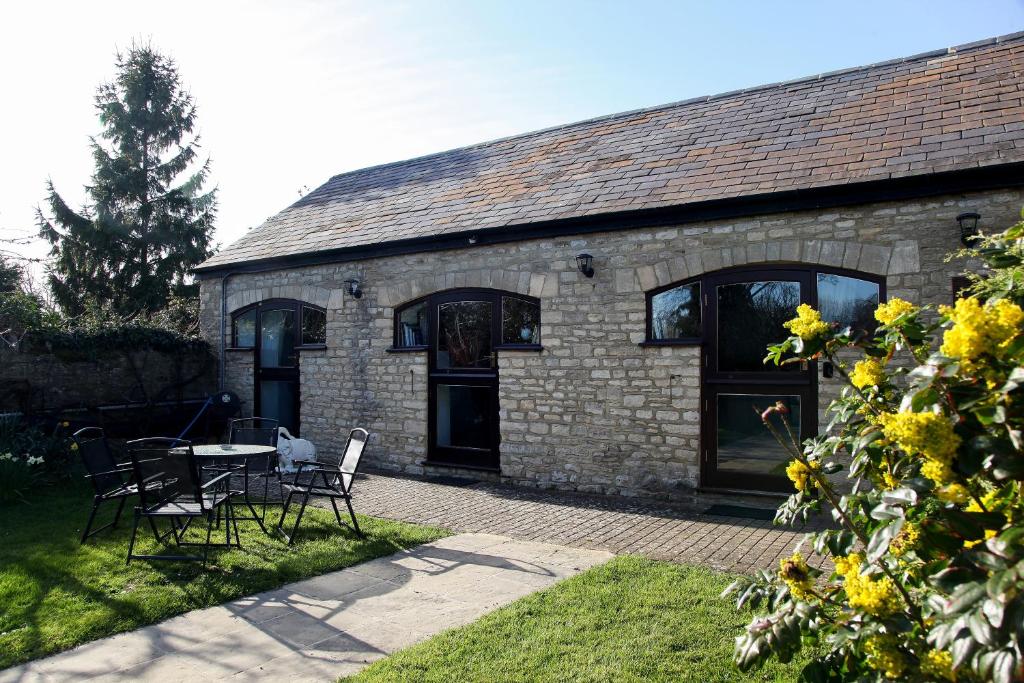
785 458 821 492
849 357 886 389
783 303 830 341
725 217 1024 682
873 297 917 325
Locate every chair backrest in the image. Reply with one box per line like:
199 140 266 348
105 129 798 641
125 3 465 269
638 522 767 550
73 427 123 494
229 418 279 471
336 428 369 493
126 438 201 512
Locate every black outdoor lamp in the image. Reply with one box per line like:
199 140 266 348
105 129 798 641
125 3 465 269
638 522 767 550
957 212 981 246
344 278 363 299
575 253 595 278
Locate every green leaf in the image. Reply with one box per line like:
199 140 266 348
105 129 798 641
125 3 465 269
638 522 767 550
946 582 987 615
867 519 904 563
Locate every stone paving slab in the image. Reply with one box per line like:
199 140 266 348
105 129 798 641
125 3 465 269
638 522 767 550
345 471 830 573
1 534 611 683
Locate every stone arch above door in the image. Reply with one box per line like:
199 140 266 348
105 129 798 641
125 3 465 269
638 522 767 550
380 269 553 308
621 239 918 294
225 285 332 314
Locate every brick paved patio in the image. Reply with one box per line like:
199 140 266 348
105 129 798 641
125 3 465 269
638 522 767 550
330 471 829 573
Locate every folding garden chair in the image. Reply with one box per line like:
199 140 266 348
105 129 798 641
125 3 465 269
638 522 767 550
277 428 368 545
125 438 241 564
228 417 280 523
74 427 155 543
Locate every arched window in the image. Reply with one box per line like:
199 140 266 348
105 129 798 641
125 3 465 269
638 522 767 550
393 290 540 350
645 266 884 345
231 300 327 349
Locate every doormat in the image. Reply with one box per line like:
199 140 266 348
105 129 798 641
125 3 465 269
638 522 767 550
423 475 478 488
703 504 777 521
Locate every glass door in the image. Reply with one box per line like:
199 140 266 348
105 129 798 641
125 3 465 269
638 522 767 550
256 306 300 434
428 292 501 469
702 270 814 491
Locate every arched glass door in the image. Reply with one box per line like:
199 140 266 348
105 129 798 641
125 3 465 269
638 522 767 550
698 267 883 492
394 288 540 471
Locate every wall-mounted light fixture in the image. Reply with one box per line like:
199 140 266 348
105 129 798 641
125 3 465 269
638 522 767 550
957 212 981 247
344 278 363 299
575 253 595 278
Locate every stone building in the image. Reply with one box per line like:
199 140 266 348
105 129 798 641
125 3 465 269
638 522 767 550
196 34 1024 499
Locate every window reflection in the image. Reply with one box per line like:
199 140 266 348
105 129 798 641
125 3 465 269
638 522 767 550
501 297 540 344
817 273 880 334
437 301 492 369
717 281 800 372
651 282 701 340
717 393 801 475
301 306 326 345
233 309 256 348
260 309 297 367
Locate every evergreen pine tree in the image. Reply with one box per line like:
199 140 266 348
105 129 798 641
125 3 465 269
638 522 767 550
37 42 216 317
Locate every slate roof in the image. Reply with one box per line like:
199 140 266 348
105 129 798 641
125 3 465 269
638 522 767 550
199 33 1024 271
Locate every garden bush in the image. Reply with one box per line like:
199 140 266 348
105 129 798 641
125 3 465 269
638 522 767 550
725 213 1024 681
0 417 75 503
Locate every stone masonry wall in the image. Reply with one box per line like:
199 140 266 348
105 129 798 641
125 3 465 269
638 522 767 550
199 188 1023 499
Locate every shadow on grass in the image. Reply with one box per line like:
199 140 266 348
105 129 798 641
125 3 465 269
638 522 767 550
0 480 446 670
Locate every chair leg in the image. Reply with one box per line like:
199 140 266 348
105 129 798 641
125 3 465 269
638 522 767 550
203 512 214 566
231 500 242 548
112 496 128 529
329 497 343 525
261 474 270 523
81 498 102 543
126 509 140 565
149 515 164 543
277 491 294 530
287 490 312 546
344 496 363 538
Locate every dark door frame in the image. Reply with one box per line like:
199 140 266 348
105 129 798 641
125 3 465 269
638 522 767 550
231 298 326 437
694 264 886 492
426 289 503 470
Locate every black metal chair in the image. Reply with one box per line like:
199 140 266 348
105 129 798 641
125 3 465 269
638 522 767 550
125 438 240 564
228 417 281 523
74 427 152 543
277 428 368 545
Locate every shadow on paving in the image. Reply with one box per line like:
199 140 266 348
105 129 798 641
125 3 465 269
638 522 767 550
8 536 591 681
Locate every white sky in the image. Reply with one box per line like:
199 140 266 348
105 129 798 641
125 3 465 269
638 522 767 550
2 1 1020 282
0 1 581 275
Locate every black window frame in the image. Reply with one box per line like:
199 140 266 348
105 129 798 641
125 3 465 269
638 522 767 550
229 299 328 351
643 265 886 347
391 289 542 352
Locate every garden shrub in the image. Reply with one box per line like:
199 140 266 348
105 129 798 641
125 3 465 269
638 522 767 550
725 213 1024 682
0 417 75 503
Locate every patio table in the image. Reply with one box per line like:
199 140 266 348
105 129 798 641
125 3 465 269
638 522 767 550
192 444 278 534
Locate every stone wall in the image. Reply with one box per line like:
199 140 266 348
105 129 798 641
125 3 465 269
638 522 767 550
199 188 1023 499
0 344 217 414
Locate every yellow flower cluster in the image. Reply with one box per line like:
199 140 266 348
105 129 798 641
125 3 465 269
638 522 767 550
785 458 821 492
784 304 830 341
889 524 920 557
850 357 887 389
940 297 1024 366
778 552 814 601
963 489 1005 548
863 634 906 679
874 297 917 326
920 648 954 681
835 553 902 617
937 483 969 504
877 412 960 486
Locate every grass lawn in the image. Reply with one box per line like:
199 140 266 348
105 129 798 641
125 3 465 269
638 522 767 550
0 480 446 669
347 555 814 682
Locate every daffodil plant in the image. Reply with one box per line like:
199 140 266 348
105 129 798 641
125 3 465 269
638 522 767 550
725 215 1024 682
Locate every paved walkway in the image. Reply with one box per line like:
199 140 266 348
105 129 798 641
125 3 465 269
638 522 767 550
1 534 611 682
349 471 829 572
